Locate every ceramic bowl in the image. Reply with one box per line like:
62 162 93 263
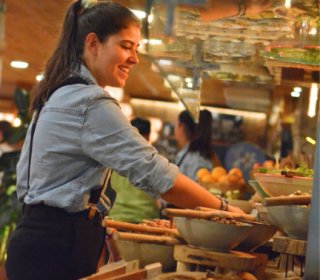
266 205 310 240
115 239 176 272
235 221 277 252
253 173 312 197
174 216 252 252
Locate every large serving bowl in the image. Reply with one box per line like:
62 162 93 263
115 239 176 272
266 205 310 240
235 221 278 252
253 173 312 197
174 217 252 252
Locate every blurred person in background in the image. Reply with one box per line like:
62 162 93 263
109 117 159 223
174 110 215 181
0 121 15 157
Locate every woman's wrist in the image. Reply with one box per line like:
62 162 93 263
216 195 229 211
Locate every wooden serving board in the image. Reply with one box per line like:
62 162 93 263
272 236 307 256
174 245 257 271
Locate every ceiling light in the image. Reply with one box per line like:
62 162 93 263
130 9 146 19
293 87 302 93
36 73 44 81
12 117 22 127
157 59 173 66
284 0 291 9
291 91 300 98
10 60 29 69
142 39 162 45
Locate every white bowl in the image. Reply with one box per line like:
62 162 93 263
174 217 252 252
254 173 312 197
266 205 310 240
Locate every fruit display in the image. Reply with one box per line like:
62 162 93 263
196 166 246 193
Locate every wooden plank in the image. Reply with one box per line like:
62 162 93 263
174 245 257 271
113 231 182 246
272 237 307 256
162 208 256 221
262 195 311 206
102 219 180 237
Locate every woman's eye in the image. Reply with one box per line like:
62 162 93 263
121 45 132 50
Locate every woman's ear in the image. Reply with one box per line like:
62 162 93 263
84 32 99 56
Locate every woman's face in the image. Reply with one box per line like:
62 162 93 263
87 23 141 88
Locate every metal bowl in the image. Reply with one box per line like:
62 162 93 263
266 205 310 240
174 217 252 252
235 221 277 252
115 239 176 272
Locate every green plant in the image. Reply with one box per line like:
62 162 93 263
0 87 30 264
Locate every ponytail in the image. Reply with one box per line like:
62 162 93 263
30 0 140 113
30 0 82 113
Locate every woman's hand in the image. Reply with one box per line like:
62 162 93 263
228 204 245 214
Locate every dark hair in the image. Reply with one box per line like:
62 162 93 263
131 117 151 136
30 0 140 113
178 110 212 159
0 121 12 142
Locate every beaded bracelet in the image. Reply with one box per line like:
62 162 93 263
217 195 229 211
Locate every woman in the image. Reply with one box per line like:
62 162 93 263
174 110 214 181
5 0 270 279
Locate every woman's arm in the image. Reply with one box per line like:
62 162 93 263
161 172 244 214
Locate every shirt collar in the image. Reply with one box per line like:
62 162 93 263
79 64 98 85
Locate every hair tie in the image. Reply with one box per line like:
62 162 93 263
81 0 98 9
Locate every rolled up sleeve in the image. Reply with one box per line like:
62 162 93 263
82 94 179 197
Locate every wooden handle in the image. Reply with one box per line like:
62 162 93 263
262 195 311 206
112 231 182 246
162 208 256 222
195 207 256 222
102 219 180 238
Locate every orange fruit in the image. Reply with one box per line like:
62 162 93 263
227 173 240 184
196 168 210 180
228 168 242 179
201 174 215 183
218 175 229 192
211 166 227 179
263 160 274 168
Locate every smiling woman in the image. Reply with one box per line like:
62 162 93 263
83 25 140 87
5 1 243 280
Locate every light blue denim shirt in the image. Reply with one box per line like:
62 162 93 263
16 66 179 213
176 144 213 181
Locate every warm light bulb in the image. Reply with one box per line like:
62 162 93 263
308 83 318 118
284 0 291 9
10 60 29 69
306 136 316 145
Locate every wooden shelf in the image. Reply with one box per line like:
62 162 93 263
272 237 307 257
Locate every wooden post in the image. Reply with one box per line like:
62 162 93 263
304 104 320 279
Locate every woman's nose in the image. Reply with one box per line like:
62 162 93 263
129 51 139 65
